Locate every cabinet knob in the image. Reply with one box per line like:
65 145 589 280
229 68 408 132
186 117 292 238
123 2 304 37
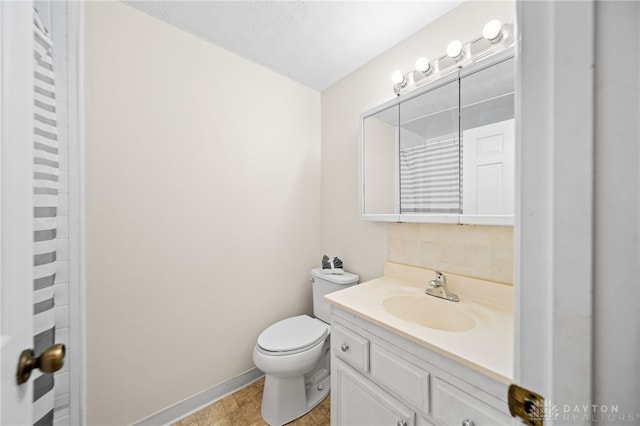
341 343 349 352
462 419 475 426
397 421 407 426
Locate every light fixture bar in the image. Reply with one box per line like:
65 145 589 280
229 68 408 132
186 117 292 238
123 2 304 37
390 20 515 95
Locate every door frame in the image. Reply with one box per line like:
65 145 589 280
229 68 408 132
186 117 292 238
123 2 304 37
66 2 86 425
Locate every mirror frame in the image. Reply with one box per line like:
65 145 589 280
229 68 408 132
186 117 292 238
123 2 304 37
358 98 401 222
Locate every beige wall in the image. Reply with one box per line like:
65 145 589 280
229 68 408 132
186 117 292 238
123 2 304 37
321 1 515 284
84 3 321 424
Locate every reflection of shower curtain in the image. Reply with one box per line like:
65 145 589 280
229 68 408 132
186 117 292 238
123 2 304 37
33 12 58 426
400 136 461 214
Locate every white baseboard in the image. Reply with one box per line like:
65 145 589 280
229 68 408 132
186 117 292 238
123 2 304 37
131 368 264 426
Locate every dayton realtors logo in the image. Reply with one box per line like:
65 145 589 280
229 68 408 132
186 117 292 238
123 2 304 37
529 399 560 421
531 400 640 423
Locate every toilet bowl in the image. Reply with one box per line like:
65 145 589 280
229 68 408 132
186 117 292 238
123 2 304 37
253 268 358 425
253 315 331 425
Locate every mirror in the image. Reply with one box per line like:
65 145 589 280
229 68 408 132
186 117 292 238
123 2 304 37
361 104 399 217
359 50 514 225
460 56 515 221
400 78 459 217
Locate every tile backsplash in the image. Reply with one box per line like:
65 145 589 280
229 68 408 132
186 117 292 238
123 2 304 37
388 223 514 284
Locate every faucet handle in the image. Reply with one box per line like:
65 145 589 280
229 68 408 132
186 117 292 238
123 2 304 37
428 271 446 288
435 271 445 284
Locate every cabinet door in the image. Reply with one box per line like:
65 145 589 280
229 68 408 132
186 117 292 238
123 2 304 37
333 359 415 426
432 378 512 426
460 56 515 224
417 417 436 426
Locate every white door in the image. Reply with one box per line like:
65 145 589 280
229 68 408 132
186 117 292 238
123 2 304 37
1 2 36 424
514 1 595 424
462 119 514 216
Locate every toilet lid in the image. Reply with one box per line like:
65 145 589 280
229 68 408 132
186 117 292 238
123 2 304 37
257 315 328 353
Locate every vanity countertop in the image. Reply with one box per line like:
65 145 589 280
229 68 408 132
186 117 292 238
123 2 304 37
325 262 513 384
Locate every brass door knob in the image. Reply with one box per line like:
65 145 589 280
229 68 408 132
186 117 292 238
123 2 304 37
16 344 66 385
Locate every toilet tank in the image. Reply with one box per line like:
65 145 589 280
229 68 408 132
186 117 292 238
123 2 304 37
311 268 359 323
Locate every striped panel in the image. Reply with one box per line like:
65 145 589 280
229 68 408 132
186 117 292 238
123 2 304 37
34 373 54 402
33 12 58 426
34 410 54 426
400 135 461 214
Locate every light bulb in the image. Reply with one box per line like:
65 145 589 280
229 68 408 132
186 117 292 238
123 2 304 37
415 57 431 73
391 70 405 85
446 40 463 59
483 19 503 42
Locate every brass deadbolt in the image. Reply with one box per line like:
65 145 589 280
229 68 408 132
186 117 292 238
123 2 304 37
16 343 66 385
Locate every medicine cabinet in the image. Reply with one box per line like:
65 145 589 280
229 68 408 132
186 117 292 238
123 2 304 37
359 49 514 225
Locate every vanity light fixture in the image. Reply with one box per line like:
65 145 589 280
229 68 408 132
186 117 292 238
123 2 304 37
482 19 503 43
388 19 515 95
446 40 464 60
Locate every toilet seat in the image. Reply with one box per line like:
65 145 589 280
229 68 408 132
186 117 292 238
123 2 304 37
257 315 328 356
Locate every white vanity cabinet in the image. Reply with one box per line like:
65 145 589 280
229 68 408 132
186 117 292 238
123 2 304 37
330 308 512 426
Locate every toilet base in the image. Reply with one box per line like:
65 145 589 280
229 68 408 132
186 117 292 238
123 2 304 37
260 372 330 425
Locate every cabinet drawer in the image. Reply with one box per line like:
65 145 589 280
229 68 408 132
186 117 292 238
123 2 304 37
371 344 430 411
332 323 369 372
432 378 511 426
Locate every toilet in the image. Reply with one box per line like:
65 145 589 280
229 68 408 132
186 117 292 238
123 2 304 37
253 268 359 425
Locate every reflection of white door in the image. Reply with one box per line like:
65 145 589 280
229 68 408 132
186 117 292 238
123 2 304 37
462 119 514 215
1 2 36 424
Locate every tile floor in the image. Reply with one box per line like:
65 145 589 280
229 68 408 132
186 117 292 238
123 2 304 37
173 377 330 426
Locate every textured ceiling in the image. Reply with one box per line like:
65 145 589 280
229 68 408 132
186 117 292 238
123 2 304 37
124 1 462 91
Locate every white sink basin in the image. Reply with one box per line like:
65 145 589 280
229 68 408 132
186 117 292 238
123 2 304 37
383 295 476 332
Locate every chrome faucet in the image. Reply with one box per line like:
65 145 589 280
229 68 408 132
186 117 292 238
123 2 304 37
425 271 459 302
